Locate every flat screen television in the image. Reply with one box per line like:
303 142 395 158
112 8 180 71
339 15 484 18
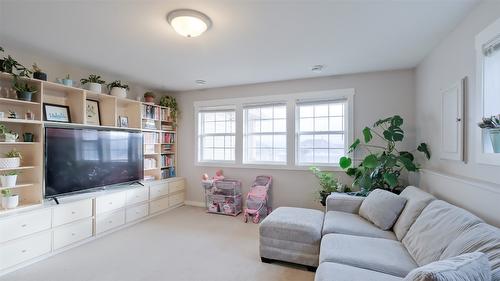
45 127 143 197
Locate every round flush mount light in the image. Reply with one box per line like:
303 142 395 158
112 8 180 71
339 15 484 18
167 9 212 38
195 79 207 85
311 65 325 73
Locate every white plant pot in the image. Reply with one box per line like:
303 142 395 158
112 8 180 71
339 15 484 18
4 133 18 143
110 87 127 98
0 175 17 187
87 83 102 93
0 157 21 169
2 195 19 209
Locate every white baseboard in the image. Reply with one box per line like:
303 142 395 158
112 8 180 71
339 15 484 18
184 200 205 207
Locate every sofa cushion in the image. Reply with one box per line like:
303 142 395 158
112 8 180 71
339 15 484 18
322 211 397 240
403 252 491 281
402 200 482 266
359 189 407 230
260 207 324 244
440 223 500 280
393 186 435 241
315 262 403 281
326 193 365 213
320 233 418 277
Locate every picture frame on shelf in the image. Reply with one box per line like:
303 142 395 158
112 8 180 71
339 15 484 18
85 99 101 126
119 116 129 128
43 103 71 123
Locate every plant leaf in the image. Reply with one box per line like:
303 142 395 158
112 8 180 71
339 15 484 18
383 173 398 187
346 167 357 176
417 143 431 159
398 156 417 172
399 151 414 161
348 139 360 153
362 127 372 143
383 125 404 142
363 154 378 169
390 115 403 127
373 117 392 127
339 157 352 169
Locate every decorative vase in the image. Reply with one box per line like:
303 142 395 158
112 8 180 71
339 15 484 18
17 91 34 101
0 175 17 187
62 79 73 87
0 157 20 168
87 83 102 93
110 87 127 98
4 133 18 143
489 128 500 153
2 195 19 209
33 71 47 81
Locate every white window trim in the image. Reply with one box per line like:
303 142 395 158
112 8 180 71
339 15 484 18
193 89 355 171
475 17 500 166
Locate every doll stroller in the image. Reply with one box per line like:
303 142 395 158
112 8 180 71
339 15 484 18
243 175 272 223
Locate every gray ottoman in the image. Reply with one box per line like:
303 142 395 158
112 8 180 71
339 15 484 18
259 207 324 271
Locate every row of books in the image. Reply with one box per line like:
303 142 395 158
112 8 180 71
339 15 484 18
142 104 160 120
161 124 174 131
161 144 174 154
161 108 173 122
161 132 175 144
161 155 175 167
161 167 175 179
143 132 159 144
144 158 157 170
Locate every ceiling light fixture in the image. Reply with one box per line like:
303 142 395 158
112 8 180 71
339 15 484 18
167 9 212 38
311 65 325 73
195 79 207 85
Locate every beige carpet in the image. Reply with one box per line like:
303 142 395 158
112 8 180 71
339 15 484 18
1 206 314 281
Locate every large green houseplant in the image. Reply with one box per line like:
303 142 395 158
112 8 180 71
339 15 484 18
339 115 430 196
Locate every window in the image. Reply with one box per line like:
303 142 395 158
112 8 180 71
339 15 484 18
198 110 235 162
296 100 346 165
243 104 287 164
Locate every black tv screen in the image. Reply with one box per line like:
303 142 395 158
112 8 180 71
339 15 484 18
45 127 143 197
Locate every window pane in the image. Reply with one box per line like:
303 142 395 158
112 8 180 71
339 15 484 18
329 149 343 163
274 106 286 118
261 149 273 161
329 117 343 131
247 108 260 119
329 134 344 148
261 119 273 132
274 135 286 148
274 119 286 132
299 149 313 163
300 105 314 118
203 136 214 147
204 121 215 134
314 149 329 163
261 135 273 148
214 148 225 160
330 103 343 116
314 135 329 148
214 136 224 147
203 149 213 160
204 112 215 121
300 118 314 132
274 149 287 163
315 117 328 131
215 112 226 121
198 110 236 162
299 134 314 148
261 107 273 119
315 104 329 117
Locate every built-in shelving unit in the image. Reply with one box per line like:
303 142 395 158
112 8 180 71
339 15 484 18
0 72 178 214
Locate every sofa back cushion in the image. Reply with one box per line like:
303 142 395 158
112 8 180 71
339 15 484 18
393 186 435 241
359 189 407 230
403 252 491 281
402 200 482 266
440 223 500 280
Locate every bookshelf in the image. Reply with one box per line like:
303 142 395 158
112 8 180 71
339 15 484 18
0 72 178 213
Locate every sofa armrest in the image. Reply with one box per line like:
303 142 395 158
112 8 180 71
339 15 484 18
326 193 365 214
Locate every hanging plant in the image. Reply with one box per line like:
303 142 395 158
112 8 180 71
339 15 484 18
159 96 178 122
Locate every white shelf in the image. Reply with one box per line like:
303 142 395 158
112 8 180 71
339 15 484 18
0 142 40 145
0 97 40 106
0 166 36 172
0 118 42 125
0 183 35 190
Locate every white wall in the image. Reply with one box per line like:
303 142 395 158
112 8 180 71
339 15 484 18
173 69 416 209
415 1 500 226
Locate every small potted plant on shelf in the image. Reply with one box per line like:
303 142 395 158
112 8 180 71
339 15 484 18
0 124 18 143
80 74 106 93
144 91 155 103
0 171 18 188
12 74 37 102
0 149 22 169
62 74 73 87
1 189 19 209
159 96 178 123
478 115 500 153
32 63 47 81
310 166 350 206
107 80 129 98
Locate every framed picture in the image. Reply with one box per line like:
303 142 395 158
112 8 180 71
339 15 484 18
85 99 101 125
43 103 71 123
119 116 129 128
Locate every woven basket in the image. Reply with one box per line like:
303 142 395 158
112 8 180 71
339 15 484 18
0 157 21 169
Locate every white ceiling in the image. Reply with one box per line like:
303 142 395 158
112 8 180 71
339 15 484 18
0 0 478 91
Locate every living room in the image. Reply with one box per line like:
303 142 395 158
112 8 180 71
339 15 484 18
0 1 498 281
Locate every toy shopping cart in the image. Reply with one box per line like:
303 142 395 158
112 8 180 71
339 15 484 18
243 175 272 223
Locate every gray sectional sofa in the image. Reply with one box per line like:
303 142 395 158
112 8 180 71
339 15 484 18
259 186 500 281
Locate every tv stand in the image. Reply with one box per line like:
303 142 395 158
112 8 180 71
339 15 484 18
52 197 60 205
129 181 145 186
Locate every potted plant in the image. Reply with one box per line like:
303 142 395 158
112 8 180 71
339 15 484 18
12 74 37 101
32 63 47 81
0 171 18 188
0 124 18 143
0 149 22 169
339 115 431 196
144 92 155 103
62 74 73 87
107 80 129 98
1 189 19 209
159 96 178 123
80 74 106 93
478 115 500 153
310 166 350 206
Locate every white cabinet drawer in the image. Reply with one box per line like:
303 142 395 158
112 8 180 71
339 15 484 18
95 209 125 234
149 197 169 214
126 187 149 206
169 179 185 193
169 192 185 206
126 204 149 223
53 218 93 250
0 231 51 271
0 209 51 243
95 192 126 214
149 183 169 200
52 199 93 227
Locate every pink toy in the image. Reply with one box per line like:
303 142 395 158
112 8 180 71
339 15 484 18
212 169 225 181
243 176 272 223
202 173 209 181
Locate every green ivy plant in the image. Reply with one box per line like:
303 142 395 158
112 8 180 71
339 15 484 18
159 96 178 121
80 74 105 85
339 115 430 195
310 166 350 206
12 74 37 94
107 80 129 91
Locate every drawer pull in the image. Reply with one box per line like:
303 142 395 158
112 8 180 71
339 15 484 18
21 224 27 228
108 220 113 224
71 211 76 214
21 249 27 253
108 202 113 205
71 233 76 236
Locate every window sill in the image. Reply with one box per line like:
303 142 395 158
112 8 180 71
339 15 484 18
195 161 343 172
